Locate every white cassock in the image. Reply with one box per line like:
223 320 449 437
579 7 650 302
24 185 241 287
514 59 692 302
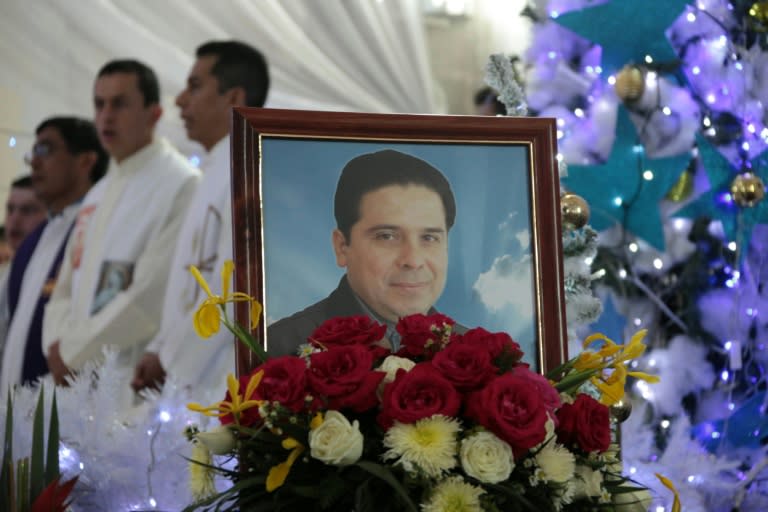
145 135 236 393
43 138 200 381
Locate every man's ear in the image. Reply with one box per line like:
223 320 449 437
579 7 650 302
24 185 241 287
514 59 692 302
332 229 348 268
149 104 163 125
228 86 247 107
76 151 98 179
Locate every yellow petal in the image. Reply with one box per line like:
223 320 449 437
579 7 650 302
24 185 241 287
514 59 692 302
221 260 234 298
628 370 660 383
250 300 263 329
194 304 221 338
266 445 304 492
190 265 214 298
574 351 602 371
582 332 613 349
244 370 264 400
282 437 300 450
310 412 324 430
655 473 681 512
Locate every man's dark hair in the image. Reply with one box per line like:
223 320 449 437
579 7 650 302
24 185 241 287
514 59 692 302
334 149 457 240
474 86 506 116
196 41 270 107
11 175 34 189
97 59 160 106
36 117 109 183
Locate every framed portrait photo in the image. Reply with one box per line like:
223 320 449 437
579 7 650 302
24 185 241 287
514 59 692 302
231 108 567 375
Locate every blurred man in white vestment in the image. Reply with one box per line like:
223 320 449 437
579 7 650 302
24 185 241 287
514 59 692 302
0 117 108 393
43 60 200 389
131 41 269 394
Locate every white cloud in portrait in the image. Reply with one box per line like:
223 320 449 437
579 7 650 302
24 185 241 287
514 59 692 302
515 229 529 251
472 253 533 319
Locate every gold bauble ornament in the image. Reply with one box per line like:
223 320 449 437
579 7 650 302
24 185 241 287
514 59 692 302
614 65 645 103
560 192 590 229
730 172 765 207
748 2 768 32
609 398 633 423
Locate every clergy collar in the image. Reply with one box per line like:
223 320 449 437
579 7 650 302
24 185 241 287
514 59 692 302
111 137 165 176
200 135 230 171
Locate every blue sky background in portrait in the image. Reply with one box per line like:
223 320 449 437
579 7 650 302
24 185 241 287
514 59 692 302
261 137 537 363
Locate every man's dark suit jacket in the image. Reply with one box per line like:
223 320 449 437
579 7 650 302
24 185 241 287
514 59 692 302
266 275 367 357
266 274 465 357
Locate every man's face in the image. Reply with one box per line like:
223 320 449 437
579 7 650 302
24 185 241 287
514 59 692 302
333 184 448 323
5 187 46 251
176 55 233 151
28 126 81 208
94 72 157 162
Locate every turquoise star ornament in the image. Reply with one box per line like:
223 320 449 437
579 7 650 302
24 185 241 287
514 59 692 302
553 0 692 75
562 108 690 250
674 135 768 252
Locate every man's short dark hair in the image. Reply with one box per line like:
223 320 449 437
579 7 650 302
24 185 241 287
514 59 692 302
97 59 160 106
196 41 270 107
334 149 457 240
474 86 506 116
36 117 109 183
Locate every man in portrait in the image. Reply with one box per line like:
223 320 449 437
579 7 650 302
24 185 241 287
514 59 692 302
266 148 461 356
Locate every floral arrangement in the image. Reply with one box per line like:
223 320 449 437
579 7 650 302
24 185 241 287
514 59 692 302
183 262 674 511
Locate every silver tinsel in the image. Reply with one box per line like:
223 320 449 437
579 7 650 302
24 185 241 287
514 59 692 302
484 54 528 117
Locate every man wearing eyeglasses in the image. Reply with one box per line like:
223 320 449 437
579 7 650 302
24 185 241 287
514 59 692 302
0 117 108 392
43 60 200 391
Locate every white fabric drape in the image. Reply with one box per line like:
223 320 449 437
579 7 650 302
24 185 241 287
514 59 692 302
0 0 441 174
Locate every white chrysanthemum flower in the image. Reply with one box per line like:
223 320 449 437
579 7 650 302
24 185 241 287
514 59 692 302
534 438 575 483
189 441 216 501
572 464 604 499
421 475 485 512
383 415 460 477
460 430 514 483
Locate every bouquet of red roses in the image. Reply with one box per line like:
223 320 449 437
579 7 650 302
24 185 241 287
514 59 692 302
184 299 658 511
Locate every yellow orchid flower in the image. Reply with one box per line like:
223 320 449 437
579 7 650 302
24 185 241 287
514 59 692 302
266 437 305 492
190 260 263 339
591 365 627 406
188 371 264 424
310 412 324 430
655 473 681 512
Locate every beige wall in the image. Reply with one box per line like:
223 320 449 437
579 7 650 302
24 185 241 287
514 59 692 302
423 0 532 115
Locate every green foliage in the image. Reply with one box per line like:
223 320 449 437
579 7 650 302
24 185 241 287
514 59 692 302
0 385 63 512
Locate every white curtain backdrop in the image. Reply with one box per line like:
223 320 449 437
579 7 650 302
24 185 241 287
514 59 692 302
0 0 442 184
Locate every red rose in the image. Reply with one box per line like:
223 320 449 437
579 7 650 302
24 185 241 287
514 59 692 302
466 373 549 458
309 315 387 352
395 313 455 359
513 366 561 413
460 327 523 366
219 370 263 427
308 345 385 412
378 363 461 429
555 393 611 453
253 356 310 413
431 340 496 392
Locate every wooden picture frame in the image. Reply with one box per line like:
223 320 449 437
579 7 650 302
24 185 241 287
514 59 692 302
230 107 567 375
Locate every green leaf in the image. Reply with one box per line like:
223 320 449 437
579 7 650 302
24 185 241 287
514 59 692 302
1 390 13 511
354 460 417 512
44 390 60 484
29 386 45 499
17 457 29 512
